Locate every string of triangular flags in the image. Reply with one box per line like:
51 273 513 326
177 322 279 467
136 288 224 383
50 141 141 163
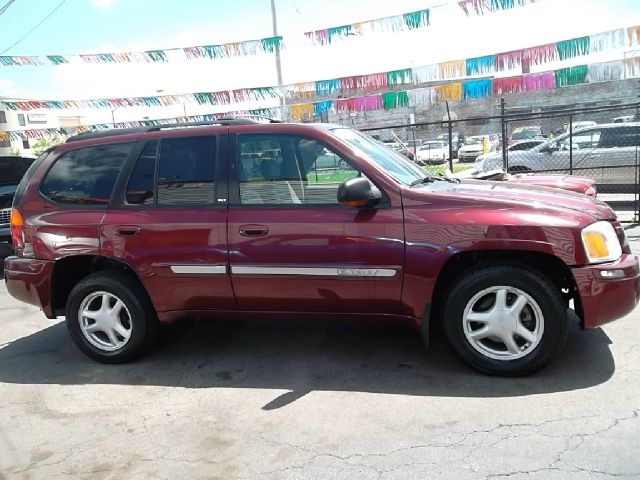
0 87 281 111
2 25 638 116
287 58 634 120
0 36 284 66
303 0 542 46
0 0 545 65
0 109 280 141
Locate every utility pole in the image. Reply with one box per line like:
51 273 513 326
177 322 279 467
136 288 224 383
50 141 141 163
270 0 286 120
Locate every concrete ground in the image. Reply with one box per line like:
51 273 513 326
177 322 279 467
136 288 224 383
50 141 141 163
1 229 640 479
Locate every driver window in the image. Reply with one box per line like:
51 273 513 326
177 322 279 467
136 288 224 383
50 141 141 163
555 131 600 151
237 134 360 205
306 148 357 185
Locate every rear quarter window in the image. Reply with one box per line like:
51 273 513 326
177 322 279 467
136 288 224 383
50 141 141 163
40 143 133 205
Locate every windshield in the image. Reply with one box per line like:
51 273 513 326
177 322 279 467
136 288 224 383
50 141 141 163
511 129 540 140
332 128 426 185
421 141 446 149
464 136 484 145
530 131 571 152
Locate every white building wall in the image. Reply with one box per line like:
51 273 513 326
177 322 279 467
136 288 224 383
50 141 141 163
0 109 63 156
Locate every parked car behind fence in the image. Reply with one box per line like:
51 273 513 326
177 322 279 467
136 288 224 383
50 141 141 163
480 123 640 187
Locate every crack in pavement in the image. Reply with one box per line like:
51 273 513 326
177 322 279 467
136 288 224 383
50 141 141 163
245 411 640 479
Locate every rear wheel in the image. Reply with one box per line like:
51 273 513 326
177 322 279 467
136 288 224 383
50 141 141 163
66 271 158 363
443 265 567 376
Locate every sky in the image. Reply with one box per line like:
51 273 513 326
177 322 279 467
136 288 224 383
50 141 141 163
0 0 639 122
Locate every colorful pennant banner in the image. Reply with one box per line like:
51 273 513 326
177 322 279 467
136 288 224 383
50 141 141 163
2 109 281 141
0 36 284 66
3 25 637 125
287 52 639 119
304 9 430 46
0 87 281 112
0 0 545 66
491 75 523 94
458 0 537 16
462 79 493 99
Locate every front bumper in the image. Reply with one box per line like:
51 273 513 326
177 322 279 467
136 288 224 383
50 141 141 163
572 253 640 329
458 152 482 162
3 256 56 318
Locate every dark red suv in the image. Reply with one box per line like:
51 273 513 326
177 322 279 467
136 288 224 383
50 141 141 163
4 120 639 375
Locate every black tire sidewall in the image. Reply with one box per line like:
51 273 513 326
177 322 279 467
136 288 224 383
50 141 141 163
443 266 567 376
66 272 152 363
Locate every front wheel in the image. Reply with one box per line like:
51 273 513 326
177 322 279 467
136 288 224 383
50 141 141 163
507 166 532 174
443 265 568 376
66 271 158 363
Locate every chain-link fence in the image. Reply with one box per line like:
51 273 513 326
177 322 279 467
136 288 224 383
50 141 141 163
361 101 640 220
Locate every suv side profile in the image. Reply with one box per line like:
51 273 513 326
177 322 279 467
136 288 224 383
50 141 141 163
5 120 639 376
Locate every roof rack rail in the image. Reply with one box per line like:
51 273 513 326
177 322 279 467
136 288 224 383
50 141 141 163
65 118 267 143
221 114 283 124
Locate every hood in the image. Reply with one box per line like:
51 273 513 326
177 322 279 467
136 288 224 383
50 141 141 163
404 178 614 222
508 174 595 189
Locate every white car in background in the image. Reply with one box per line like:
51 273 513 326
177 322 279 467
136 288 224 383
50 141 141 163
416 141 449 165
458 135 494 162
473 139 545 172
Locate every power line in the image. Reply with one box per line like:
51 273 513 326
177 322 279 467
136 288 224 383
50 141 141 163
1 0 66 55
0 0 16 16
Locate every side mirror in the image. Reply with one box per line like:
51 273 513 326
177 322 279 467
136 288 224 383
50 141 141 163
337 177 382 208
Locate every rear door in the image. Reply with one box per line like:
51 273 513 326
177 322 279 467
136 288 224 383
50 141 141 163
226 131 405 314
101 131 234 314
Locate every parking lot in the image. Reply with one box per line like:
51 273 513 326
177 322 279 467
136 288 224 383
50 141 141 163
1 229 640 479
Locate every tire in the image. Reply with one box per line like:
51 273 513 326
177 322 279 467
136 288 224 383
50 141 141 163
507 166 532 174
442 265 567 376
66 271 158 363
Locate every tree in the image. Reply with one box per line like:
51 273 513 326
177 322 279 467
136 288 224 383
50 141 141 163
32 136 63 156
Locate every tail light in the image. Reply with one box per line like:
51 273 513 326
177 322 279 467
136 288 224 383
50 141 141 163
584 186 597 198
10 208 25 250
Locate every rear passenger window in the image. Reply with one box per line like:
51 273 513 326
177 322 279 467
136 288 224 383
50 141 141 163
126 136 216 207
40 143 132 205
599 127 640 148
126 141 157 205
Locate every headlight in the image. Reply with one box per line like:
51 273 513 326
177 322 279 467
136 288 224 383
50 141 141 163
581 221 622 264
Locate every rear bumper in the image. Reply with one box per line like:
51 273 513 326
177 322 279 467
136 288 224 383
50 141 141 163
572 253 640 329
3 256 56 318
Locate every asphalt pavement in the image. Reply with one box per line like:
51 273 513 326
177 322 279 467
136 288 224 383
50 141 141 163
1 230 640 479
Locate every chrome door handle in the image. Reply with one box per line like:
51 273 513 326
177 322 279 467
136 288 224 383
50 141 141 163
239 225 269 237
114 225 141 237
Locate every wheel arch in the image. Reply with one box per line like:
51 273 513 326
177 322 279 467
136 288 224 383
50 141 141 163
427 249 580 329
51 255 150 317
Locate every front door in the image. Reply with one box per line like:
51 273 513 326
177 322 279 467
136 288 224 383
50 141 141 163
226 132 405 313
101 132 235 314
